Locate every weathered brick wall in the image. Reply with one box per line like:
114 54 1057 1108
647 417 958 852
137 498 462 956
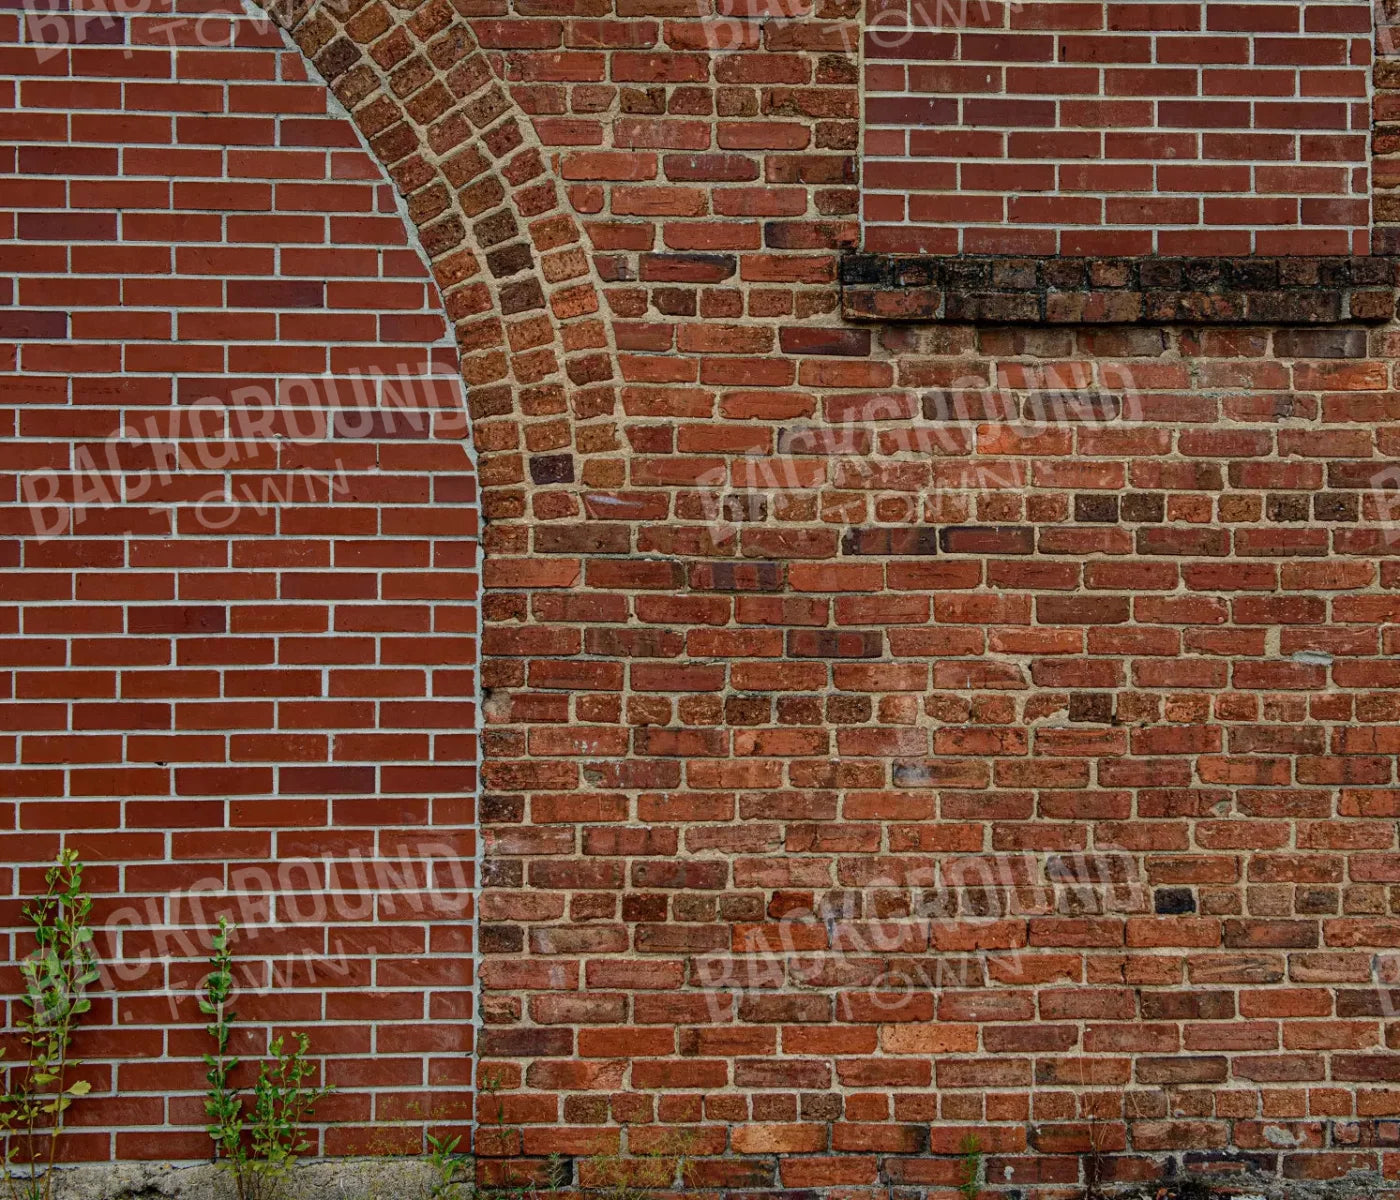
8 0 1400 1191
483 315 1400 1194
863 0 1375 255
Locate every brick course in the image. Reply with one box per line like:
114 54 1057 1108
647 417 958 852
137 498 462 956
840 253 1400 323
7 0 1400 1192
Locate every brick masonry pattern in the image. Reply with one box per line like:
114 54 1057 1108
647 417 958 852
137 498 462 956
9 0 1400 1191
1 0 484 1158
862 0 1376 256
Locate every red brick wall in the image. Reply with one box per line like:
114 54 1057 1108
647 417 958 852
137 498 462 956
1 0 478 1157
484 317 1400 1193
8 0 1400 1191
863 0 1375 255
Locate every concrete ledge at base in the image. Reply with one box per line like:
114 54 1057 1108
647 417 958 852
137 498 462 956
29 1159 1400 1200
839 254 1400 324
44 1158 442 1200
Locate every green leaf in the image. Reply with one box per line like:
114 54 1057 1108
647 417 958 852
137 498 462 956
67 1080 91 1096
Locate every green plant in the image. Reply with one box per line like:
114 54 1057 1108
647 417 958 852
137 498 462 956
586 1130 694 1200
958 1132 983 1200
540 1153 568 1196
0 849 99 1200
203 919 242 1171
427 1133 471 1200
200 918 332 1200
478 1068 508 1131
472 1073 528 1200
470 1071 573 1200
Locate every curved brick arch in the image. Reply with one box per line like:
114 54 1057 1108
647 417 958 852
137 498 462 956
5 0 633 1159
255 0 620 527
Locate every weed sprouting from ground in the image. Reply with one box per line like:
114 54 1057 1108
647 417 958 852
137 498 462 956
0 850 99 1200
201 917 333 1200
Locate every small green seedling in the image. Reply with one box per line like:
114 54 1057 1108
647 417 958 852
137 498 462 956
958 1132 983 1200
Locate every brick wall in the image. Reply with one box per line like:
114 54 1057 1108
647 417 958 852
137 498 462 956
483 317 1400 1193
863 0 1375 255
1 0 478 1156
8 0 1400 1191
